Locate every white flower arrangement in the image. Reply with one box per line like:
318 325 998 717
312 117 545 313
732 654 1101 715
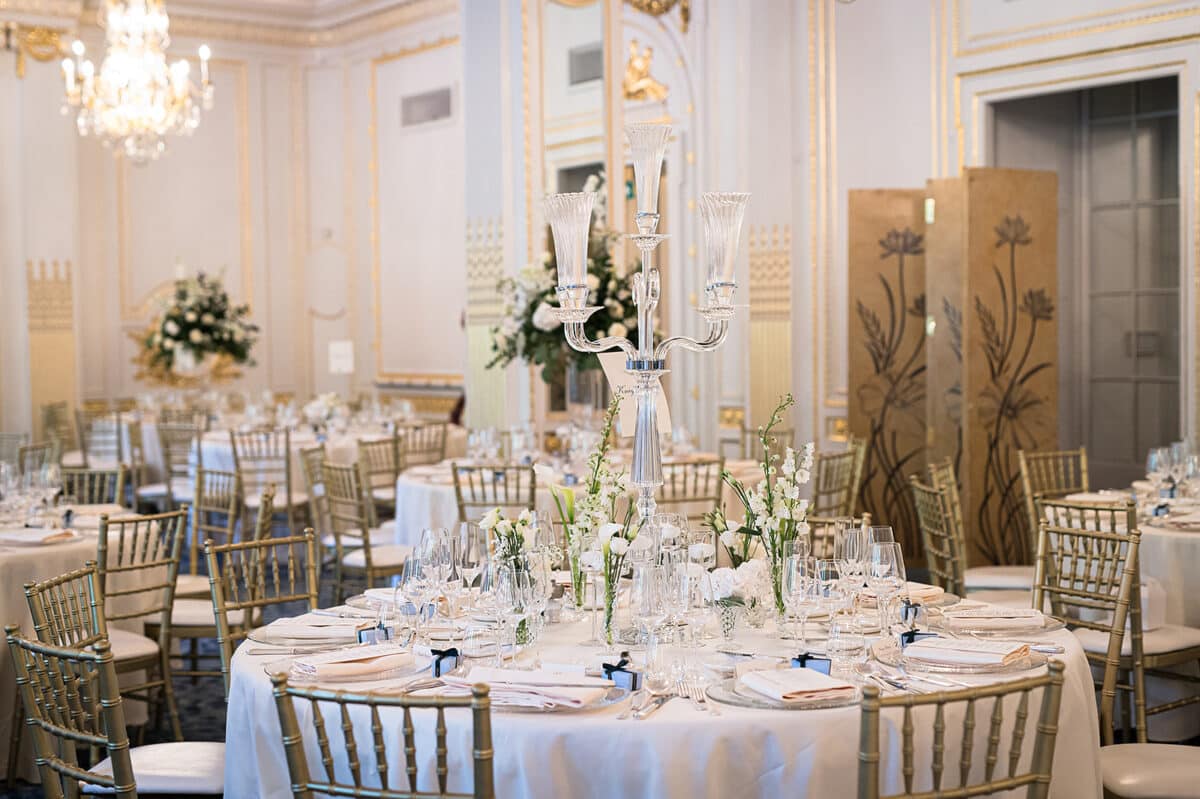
302 392 349 426
705 559 772 607
479 507 535 565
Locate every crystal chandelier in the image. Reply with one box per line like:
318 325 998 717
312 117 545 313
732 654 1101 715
61 0 213 164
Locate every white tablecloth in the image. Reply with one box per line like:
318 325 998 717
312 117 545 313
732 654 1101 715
224 616 1101 798
1138 521 1200 627
391 456 762 547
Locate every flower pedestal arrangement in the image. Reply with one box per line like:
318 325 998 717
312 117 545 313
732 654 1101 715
480 508 537 645
131 271 258 388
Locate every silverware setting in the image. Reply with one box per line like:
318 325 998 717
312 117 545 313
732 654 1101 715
632 692 674 720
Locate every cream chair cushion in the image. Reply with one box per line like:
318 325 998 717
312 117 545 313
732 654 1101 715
1099 743 1200 798
105 628 160 662
83 741 225 794
371 485 396 503
134 477 194 502
344 544 412 569
168 598 245 628
963 589 1031 608
246 490 308 509
321 525 392 550
175 573 212 597
1074 623 1200 656
964 564 1034 591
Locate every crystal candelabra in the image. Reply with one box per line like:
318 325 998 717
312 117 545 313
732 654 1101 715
548 122 748 523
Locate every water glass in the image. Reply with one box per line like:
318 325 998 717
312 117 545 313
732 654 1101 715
867 526 895 546
783 555 818 649
867 542 906 635
459 522 488 590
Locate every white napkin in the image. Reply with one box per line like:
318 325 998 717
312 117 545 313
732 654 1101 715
863 582 944 605
63 503 126 517
261 615 369 641
441 667 610 709
739 668 856 704
938 603 1043 631
903 637 1029 666
292 643 414 681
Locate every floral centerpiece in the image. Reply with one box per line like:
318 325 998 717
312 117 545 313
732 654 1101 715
704 505 758 568
132 271 258 387
706 559 772 635
719 393 815 617
487 174 639 384
303 392 349 428
479 507 536 643
538 394 626 612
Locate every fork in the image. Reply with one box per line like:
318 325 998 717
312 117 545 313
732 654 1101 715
616 690 648 720
677 676 704 712
687 677 720 716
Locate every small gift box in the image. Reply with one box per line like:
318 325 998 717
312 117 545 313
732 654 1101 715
898 629 939 648
790 653 832 675
601 655 642 692
356 624 394 645
430 647 462 678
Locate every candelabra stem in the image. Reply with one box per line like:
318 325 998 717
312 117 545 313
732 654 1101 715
630 374 662 523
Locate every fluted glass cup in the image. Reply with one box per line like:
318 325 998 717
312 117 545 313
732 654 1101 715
700 191 749 309
625 123 671 231
545 191 595 309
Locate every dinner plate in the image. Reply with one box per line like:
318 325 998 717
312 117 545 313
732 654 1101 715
926 612 1065 638
495 684 630 714
705 678 861 711
871 639 1048 675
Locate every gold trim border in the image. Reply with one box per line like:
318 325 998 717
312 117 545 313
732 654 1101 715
369 35 462 385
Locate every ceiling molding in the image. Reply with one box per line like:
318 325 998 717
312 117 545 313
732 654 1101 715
2 0 457 48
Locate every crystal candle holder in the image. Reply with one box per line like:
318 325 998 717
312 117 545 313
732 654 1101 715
700 191 749 311
626 123 671 233
545 192 596 301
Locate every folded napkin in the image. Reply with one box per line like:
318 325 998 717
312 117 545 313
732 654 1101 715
938 603 1043 631
261 615 370 641
63 503 126 517
0 528 79 546
863 582 944 605
441 667 610 709
1161 512 1200 532
739 667 856 704
291 643 414 682
903 637 1029 667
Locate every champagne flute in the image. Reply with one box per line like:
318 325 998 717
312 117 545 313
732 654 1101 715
784 555 818 650
868 542 906 636
459 522 487 590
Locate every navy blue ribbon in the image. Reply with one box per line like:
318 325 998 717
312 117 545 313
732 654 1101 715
602 657 631 679
431 647 460 677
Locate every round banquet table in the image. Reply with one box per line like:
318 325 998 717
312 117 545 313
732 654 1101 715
391 455 763 549
0 512 158 781
224 615 1102 798
198 424 469 484
1137 520 1200 628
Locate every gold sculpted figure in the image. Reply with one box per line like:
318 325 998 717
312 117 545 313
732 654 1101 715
623 39 668 102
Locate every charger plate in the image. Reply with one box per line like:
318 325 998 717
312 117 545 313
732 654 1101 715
872 638 1047 675
705 678 860 711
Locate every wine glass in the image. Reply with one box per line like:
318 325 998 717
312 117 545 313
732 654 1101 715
664 561 691 645
459 522 487 590
867 542 906 636
1147 447 1170 495
525 552 553 666
399 556 433 644
867 526 895 546
630 565 669 683
815 559 846 618
783 555 818 650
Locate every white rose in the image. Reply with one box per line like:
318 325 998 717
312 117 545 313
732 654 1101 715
162 339 175 350
705 568 737 601
201 313 215 325
608 322 628 338
189 329 203 343
608 537 629 556
185 311 198 323
531 302 561 332
518 509 533 525
586 274 601 291
164 320 179 336
719 529 737 548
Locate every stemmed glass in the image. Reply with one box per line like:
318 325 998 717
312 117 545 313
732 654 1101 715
663 557 691 645
1147 448 1170 495
525 551 553 666
578 551 605 646
495 566 532 668
834 520 866 616
630 565 669 681
459 522 487 591
867 526 895 546
784 555 818 649
867 542 906 636
398 556 435 645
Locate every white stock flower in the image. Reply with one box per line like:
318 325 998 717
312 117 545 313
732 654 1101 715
531 302 561 332
795 468 811 484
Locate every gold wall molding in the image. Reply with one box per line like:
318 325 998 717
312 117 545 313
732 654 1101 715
3 23 64 78
953 0 1200 57
624 0 689 33
369 34 462 385
26 259 72 332
117 58 252 322
465 217 505 324
26 259 77 441
748 223 793 428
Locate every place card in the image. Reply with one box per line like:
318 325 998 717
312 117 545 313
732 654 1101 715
598 351 671 438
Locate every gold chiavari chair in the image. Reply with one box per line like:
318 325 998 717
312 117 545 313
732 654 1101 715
929 458 1035 594
452 463 537 524
74 408 124 469
910 477 967 596
205 529 319 697
324 462 410 603
40 400 74 459
657 457 725 528
270 674 495 799
252 482 278 541
6 627 225 798
162 471 250 682
96 509 187 741
136 422 199 511
111 397 137 414
857 660 1066 799
16 440 56 475
735 423 796 462
359 433 401 517
176 468 243 599
1019 447 1089 552
298 444 329 535
807 514 871 560
229 427 307 537
811 440 864 518
60 466 125 506
399 421 448 469
0 432 26 465
1038 498 1200 746
159 407 209 431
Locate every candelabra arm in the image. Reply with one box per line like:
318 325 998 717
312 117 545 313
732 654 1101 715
563 322 639 358
654 318 730 360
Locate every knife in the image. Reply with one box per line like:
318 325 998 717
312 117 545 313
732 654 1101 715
633 694 674 720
